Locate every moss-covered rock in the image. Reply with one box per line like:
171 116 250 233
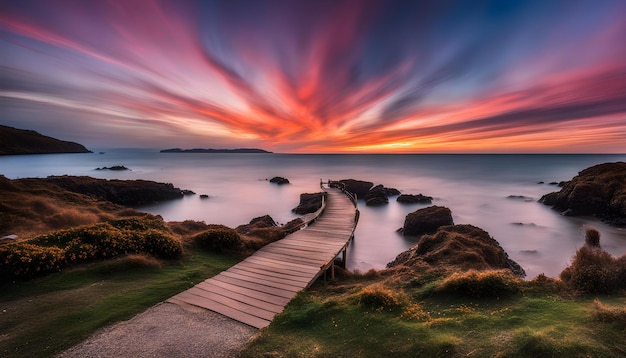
388 224 526 277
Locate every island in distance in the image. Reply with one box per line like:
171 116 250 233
0 124 91 155
160 148 272 153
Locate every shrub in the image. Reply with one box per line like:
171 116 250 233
137 230 183 259
0 243 65 279
560 246 621 293
592 299 626 328
109 216 168 232
2 217 182 281
585 227 601 247
359 284 403 311
436 270 521 298
193 227 243 252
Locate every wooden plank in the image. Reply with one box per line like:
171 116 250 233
172 291 270 329
230 264 311 283
253 250 325 267
229 266 310 286
269 242 342 254
219 271 303 292
245 253 321 271
260 246 334 262
184 287 277 320
236 260 315 279
199 278 291 306
246 255 320 273
190 282 284 313
212 274 296 299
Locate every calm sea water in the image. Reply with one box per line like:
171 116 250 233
2 151 625 278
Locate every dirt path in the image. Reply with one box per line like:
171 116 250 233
57 302 257 358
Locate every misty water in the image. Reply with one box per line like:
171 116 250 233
2 151 625 278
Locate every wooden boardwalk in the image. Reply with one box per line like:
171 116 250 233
167 186 358 329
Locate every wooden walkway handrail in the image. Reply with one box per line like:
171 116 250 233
168 184 358 329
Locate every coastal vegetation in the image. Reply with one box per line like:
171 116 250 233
1 163 625 357
241 233 626 357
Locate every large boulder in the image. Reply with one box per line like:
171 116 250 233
364 185 389 206
338 179 373 198
397 193 433 204
236 215 277 234
387 224 526 277
400 206 453 236
540 162 626 226
292 192 325 214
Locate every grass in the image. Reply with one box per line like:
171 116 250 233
0 248 238 358
241 275 626 357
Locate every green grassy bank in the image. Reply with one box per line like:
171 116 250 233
0 249 238 357
242 272 626 357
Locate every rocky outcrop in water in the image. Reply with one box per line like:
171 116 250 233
539 162 626 227
397 194 433 204
364 185 389 206
338 179 374 198
95 165 129 171
387 224 526 277
43 175 185 206
269 177 290 185
399 205 453 236
292 192 325 214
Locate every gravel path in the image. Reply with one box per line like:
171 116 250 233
57 301 258 358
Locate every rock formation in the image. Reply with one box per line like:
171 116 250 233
236 215 278 234
387 224 526 277
364 185 389 206
269 177 290 185
43 175 185 206
400 205 453 236
338 179 374 198
292 192 325 214
540 162 626 226
396 193 433 204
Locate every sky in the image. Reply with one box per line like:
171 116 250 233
1 0 625 153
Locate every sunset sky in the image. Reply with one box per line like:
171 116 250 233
1 0 625 153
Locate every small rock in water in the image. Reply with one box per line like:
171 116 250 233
181 189 196 195
95 165 129 171
269 177 290 185
537 181 544 184
199 194 210 199
507 195 533 202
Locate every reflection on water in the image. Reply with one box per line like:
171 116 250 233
2 151 625 278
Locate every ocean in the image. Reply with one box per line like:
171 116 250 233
2 151 625 278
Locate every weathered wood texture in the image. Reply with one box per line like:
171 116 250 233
168 188 357 328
